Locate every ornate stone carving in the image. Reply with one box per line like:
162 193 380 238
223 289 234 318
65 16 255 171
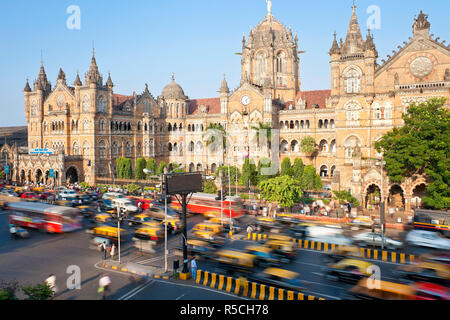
409 56 434 78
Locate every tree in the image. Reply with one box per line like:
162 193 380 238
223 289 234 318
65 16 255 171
251 122 273 150
240 158 258 187
300 165 322 191
170 162 185 173
280 158 293 176
21 283 54 300
203 180 217 194
146 158 157 178
215 165 240 183
0 280 19 300
122 158 133 179
259 175 302 208
135 158 147 180
157 161 167 175
256 157 278 183
203 123 226 150
333 190 360 207
301 136 316 154
375 98 450 209
124 183 141 195
292 158 305 181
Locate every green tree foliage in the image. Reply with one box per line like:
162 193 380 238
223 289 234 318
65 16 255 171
333 190 360 207
259 175 302 208
116 157 132 179
240 158 258 187
203 123 226 150
300 165 322 191
292 158 305 181
215 165 240 183
124 183 141 195
0 280 19 300
256 157 278 182
135 158 147 180
157 161 167 175
203 180 217 194
21 283 54 300
251 122 273 149
170 162 185 173
301 136 316 154
280 158 293 176
146 158 157 178
0 171 5 179
375 98 450 209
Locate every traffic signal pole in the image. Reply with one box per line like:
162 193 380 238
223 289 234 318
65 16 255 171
181 193 189 274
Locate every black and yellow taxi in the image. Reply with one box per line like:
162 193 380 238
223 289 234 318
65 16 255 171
288 222 314 240
128 214 152 227
78 205 96 218
88 225 127 243
247 268 307 293
94 213 113 224
244 245 289 267
396 258 450 286
322 245 365 264
192 222 224 237
186 239 216 260
134 226 164 242
348 278 415 300
254 216 282 233
264 240 297 262
325 258 374 283
212 249 258 274
191 230 226 248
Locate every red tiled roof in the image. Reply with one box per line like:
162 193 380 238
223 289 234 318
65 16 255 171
188 98 221 115
113 94 133 107
297 90 331 109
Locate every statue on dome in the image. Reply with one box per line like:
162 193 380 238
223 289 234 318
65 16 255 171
266 0 272 15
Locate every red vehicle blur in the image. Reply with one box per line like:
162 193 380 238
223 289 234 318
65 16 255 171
6 201 82 233
39 192 56 201
134 198 154 210
414 282 450 300
171 192 246 218
20 192 39 199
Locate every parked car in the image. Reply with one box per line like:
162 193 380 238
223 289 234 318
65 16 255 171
352 231 403 250
405 230 450 250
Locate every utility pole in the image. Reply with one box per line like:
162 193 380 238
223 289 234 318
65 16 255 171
379 158 386 250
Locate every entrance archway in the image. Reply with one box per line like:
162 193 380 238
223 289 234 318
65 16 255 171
20 170 25 184
35 169 43 184
66 167 79 184
389 185 405 210
365 184 381 209
411 183 427 209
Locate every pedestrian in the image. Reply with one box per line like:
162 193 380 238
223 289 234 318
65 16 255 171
99 241 107 259
9 224 17 239
110 243 116 261
191 257 198 280
45 274 58 295
246 225 253 235
98 274 111 300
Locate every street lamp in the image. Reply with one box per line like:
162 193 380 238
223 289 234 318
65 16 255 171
144 165 184 273
376 158 387 250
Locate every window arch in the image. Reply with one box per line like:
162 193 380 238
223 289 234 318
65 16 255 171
97 96 105 113
72 142 79 155
291 140 299 153
82 141 90 156
83 119 90 133
320 165 328 177
82 95 90 112
344 67 362 94
319 140 329 153
98 140 106 159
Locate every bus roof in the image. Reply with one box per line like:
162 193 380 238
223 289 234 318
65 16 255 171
192 192 241 202
6 201 79 215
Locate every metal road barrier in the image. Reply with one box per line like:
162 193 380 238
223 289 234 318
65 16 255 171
100 261 170 280
245 233 415 265
195 269 325 301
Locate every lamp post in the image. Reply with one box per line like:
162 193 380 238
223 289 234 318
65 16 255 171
376 158 386 250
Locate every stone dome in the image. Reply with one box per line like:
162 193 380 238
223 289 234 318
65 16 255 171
161 73 187 100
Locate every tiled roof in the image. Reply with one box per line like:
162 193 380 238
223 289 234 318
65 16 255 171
297 90 331 109
113 94 133 107
188 98 221 115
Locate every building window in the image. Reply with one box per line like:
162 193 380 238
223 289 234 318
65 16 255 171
344 68 361 94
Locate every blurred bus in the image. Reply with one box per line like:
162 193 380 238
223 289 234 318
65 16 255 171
5 201 82 233
171 192 246 218
414 209 450 237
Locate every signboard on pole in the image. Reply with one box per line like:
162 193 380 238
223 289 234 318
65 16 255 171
49 169 54 178
4 165 9 174
165 172 203 195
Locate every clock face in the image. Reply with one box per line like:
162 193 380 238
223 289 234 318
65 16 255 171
241 95 251 106
409 56 434 78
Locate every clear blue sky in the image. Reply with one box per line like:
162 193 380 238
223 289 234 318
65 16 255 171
0 0 448 127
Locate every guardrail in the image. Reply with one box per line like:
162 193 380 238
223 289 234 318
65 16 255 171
246 233 415 264
194 269 324 301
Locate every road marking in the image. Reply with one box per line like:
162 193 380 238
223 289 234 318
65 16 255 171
306 291 341 300
136 254 176 265
175 293 186 300
118 280 154 300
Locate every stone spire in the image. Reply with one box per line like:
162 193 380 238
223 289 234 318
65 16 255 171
85 48 102 86
24 78 31 92
74 71 82 86
341 3 364 56
57 68 66 84
34 59 50 91
329 31 340 55
364 29 377 54
106 72 113 88
220 74 229 93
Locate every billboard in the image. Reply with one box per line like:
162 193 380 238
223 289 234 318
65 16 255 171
165 172 203 195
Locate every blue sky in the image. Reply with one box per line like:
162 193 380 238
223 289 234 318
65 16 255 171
0 0 448 126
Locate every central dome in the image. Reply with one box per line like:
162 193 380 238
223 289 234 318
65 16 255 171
161 74 187 100
247 14 293 49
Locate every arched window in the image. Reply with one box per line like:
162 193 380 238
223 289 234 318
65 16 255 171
318 120 323 129
97 96 105 113
72 142 79 155
98 140 106 159
330 165 336 177
137 121 141 132
112 142 119 157
280 140 289 154
82 95 90 112
320 165 328 177
83 120 89 133
319 140 329 152
330 140 336 153
330 119 335 128
255 52 267 85
82 141 90 156
291 140 299 152
276 51 286 73
137 142 142 156
168 143 173 153
196 141 203 154
344 68 361 94
189 141 194 153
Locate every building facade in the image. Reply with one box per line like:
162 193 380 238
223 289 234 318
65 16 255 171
12 4 450 213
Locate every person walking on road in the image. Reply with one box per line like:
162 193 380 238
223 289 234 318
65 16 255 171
110 243 116 261
191 257 198 280
99 241 107 259
98 274 111 300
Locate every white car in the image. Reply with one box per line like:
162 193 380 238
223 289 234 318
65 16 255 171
58 189 78 199
405 230 450 250
353 232 403 250
102 192 124 200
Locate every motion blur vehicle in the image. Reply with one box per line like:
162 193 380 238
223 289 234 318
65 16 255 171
1 189 18 197
347 216 374 230
55 200 74 207
276 214 300 227
176 193 246 218
111 197 138 215
182 239 217 260
6 201 82 233
322 245 365 264
20 192 39 199
102 192 125 200
39 192 55 202
349 278 415 300
58 189 78 200
325 259 374 283
208 217 242 233
78 206 96 218
245 245 289 267
192 222 224 237
405 230 450 250
264 240 297 262
191 230 226 247
417 251 450 266
254 217 283 233
212 249 258 275
352 232 403 250
414 282 450 300
413 209 450 237
306 225 352 245
248 268 307 293
94 213 113 224
87 225 127 245
396 258 450 286
134 226 164 242
288 222 314 240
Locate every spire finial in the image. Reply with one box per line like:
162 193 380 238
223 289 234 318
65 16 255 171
352 0 356 11
172 72 175 81
40 50 44 66
92 40 95 57
266 0 272 15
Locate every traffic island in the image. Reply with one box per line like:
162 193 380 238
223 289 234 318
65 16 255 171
179 272 191 280
97 260 172 280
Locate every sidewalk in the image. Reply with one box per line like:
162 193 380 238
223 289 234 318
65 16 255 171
97 259 173 280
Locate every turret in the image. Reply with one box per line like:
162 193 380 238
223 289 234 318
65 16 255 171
219 75 229 114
